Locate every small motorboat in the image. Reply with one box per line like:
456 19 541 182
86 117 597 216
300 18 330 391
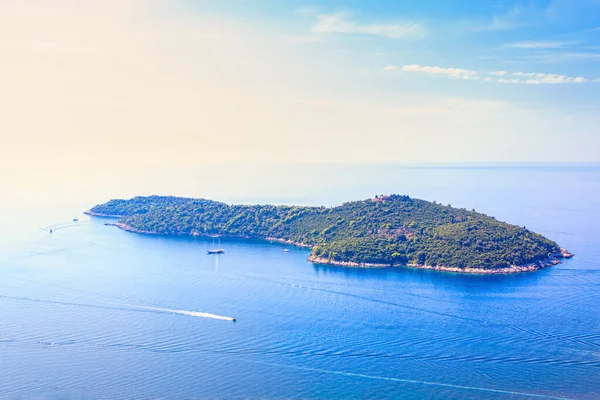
283 249 289 253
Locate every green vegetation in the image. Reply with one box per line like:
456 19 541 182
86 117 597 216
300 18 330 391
89 195 564 270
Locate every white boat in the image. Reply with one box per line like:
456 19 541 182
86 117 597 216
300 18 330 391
207 235 224 254
283 249 289 253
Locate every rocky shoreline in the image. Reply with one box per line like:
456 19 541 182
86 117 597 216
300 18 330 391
265 237 312 249
111 222 166 235
103 219 573 275
308 248 573 274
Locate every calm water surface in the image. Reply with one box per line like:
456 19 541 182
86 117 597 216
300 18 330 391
0 164 598 399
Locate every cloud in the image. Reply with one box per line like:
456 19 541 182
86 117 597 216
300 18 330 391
401 64 477 80
527 76 585 84
497 78 524 84
504 40 578 49
312 13 427 39
498 72 586 84
395 64 589 85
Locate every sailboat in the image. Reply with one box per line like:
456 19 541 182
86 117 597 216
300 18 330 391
207 235 225 254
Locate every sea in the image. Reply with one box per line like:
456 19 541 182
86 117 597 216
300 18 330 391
0 164 598 399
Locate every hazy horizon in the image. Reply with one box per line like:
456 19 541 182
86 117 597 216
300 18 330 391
4 161 598 212
1 1 600 206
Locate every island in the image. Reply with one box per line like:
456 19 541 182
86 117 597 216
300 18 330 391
86 195 572 274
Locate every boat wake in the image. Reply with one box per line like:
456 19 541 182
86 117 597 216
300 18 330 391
123 305 236 321
40 221 91 233
243 360 572 400
0 294 236 322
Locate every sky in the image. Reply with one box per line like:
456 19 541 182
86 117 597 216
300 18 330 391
0 0 599 204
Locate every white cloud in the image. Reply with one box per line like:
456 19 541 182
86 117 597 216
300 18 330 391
513 72 543 77
396 64 589 85
528 76 585 84
401 64 477 80
312 13 427 39
497 78 524 84
504 40 578 49
497 72 586 84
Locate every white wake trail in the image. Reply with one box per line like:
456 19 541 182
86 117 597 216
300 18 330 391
245 360 572 400
125 304 236 321
0 293 237 322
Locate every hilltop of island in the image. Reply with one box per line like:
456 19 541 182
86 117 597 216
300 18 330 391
86 195 572 274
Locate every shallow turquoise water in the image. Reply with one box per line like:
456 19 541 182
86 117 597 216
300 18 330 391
0 164 598 399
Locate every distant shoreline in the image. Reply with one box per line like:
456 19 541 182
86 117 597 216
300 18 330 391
102 219 573 275
84 211 124 218
108 222 313 247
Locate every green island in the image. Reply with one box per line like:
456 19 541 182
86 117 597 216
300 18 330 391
86 195 572 274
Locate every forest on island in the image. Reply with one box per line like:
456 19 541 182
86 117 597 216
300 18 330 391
90 195 561 269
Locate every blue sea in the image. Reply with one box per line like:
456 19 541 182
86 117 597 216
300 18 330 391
0 164 598 399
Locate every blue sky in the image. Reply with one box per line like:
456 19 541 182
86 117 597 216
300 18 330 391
142 0 599 162
167 0 600 92
1 0 599 195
